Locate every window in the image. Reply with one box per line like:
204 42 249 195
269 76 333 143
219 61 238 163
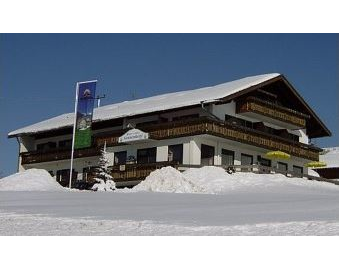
221 149 234 166
36 142 57 152
225 115 298 142
172 114 199 122
56 169 77 187
277 162 288 172
59 139 72 149
257 156 271 167
82 167 98 182
136 121 158 128
225 114 246 127
201 144 215 165
241 154 253 171
168 144 183 164
137 147 157 164
257 155 271 173
293 165 303 177
114 151 127 165
241 153 253 165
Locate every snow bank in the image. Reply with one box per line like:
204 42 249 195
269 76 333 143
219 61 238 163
320 147 339 168
132 166 204 193
132 166 339 194
0 169 66 191
185 166 339 193
308 169 320 177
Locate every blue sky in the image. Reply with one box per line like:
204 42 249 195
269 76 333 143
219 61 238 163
0 34 338 176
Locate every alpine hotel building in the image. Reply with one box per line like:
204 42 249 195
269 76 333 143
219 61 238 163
8 74 331 187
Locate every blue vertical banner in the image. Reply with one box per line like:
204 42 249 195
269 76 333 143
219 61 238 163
74 80 97 149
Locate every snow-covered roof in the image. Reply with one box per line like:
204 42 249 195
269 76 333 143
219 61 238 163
8 73 280 137
319 147 339 168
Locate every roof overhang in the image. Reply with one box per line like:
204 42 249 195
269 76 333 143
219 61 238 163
219 74 331 139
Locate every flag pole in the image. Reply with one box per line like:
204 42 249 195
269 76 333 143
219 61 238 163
69 82 79 189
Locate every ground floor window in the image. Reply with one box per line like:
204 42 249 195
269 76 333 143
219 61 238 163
168 144 183 164
201 144 215 165
257 156 271 173
241 153 253 165
56 169 77 187
257 156 271 167
277 162 288 172
137 147 156 164
293 165 303 177
82 167 98 182
241 153 253 171
221 149 234 166
114 151 127 165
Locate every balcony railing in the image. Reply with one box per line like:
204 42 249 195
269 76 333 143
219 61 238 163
96 117 320 161
21 117 320 165
110 161 180 182
236 96 310 128
85 163 338 186
21 147 101 165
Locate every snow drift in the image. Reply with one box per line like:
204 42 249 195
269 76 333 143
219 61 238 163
0 169 66 191
132 166 204 193
132 166 339 194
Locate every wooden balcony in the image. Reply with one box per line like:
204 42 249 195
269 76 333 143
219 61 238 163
21 147 101 165
84 163 339 187
236 96 310 128
22 117 320 165
97 117 320 161
110 161 180 182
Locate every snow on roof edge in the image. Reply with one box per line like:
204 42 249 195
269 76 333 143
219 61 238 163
8 73 280 137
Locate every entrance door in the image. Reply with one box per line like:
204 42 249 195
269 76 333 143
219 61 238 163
201 144 215 165
168 144 183 164
221 149 234 166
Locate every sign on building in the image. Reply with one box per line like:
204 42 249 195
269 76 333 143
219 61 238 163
118 128 149 143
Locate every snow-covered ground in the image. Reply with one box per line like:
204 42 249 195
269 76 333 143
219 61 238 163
0 169 65 191
1 167 339 235
133 166 338 194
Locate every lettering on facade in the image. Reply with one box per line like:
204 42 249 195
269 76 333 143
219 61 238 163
118 129 149 143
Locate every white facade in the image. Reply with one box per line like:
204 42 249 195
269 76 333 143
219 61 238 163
17 102 311 179
11 73 329 187
19 131 310 187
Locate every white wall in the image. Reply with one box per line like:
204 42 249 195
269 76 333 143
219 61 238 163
189 140 201 165
19 136 35 152
298 129 308 144
192 135 309 173
156 146 168 162
212 101 236 120
212 101 263 123
21 134 310 176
